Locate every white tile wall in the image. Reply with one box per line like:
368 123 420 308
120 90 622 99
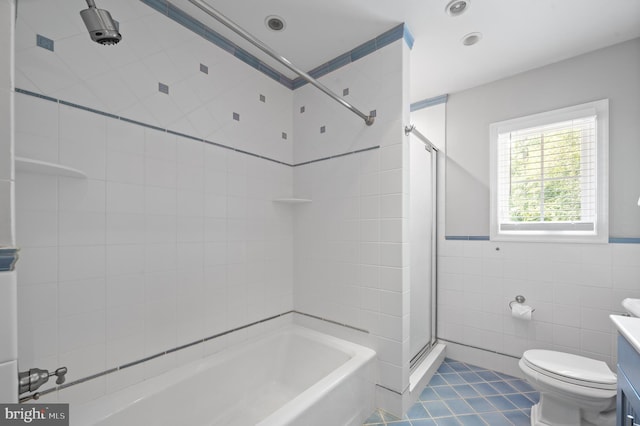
15 102 295 401
12 0 301 401
14 0 298 400
0 360 18 403
292 40 411 401
438 239 640 370
14 1 294 166
12 0 416 411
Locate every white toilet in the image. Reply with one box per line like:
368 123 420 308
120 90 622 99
519 349 617 426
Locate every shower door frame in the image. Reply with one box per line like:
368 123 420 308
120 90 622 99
409 133 438 371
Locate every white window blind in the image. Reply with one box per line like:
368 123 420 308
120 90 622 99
490 100 608 242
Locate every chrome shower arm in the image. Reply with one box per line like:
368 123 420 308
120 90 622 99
188 0 375 126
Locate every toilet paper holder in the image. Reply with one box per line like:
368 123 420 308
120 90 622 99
509 295 535 312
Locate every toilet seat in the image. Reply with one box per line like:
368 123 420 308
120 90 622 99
522 350 616 391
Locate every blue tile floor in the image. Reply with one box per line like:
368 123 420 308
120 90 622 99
364 358 538 426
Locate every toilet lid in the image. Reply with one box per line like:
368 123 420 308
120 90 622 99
522 350 617 390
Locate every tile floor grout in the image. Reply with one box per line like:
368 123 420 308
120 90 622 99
363 358 537 426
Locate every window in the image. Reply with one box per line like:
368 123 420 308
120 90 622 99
490 100 608 242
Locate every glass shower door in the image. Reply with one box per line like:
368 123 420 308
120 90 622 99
409 134 437 368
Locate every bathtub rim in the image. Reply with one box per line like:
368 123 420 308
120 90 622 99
71 324 376 426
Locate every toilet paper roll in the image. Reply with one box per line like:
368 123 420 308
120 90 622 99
511 303 533 320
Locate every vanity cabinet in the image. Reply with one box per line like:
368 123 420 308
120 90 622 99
617 335 640 426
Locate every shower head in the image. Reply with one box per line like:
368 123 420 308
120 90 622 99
80 0 122 45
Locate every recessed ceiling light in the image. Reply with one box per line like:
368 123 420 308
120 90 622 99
265 15 286 32
445 0 470 17
462 32 482 46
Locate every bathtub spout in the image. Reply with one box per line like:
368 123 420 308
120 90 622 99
18 366 67 395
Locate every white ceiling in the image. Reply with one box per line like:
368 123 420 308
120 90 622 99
172 0 640 103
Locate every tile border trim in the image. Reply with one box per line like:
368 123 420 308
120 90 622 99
16 88 378 168
410 94 449 112
609 237 640 244
444 236 490 241
0 248 19 272
22 310 367 401
140 0 409 90
293 145 381 167
445 235 640 244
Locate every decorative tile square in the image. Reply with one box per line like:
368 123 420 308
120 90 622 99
36 34 55 51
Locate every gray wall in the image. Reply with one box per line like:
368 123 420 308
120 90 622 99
445 38 640 238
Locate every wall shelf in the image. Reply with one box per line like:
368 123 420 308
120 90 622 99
273 198 312 204
15 157 87 179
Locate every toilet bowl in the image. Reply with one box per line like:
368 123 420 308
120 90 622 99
519 349 616 426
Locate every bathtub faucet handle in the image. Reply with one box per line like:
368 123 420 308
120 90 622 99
53 367 67 385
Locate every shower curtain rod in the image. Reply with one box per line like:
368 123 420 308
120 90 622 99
405 124 437 152
188 0 375 126
404 124 438 151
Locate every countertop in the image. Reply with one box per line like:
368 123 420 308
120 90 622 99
611 314 640 354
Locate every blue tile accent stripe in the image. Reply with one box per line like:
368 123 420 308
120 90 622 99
445 235 640 244
609 237 640 244
293 23 409 90
15 88 376 170
16 88 292 167
293 145 381 167
139 0 409 91
445 236 490 241
411 94 449 112
403 25 415 50
0 248 19 272
141 0 294 88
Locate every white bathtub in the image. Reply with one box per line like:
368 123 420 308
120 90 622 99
72 325 376 426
